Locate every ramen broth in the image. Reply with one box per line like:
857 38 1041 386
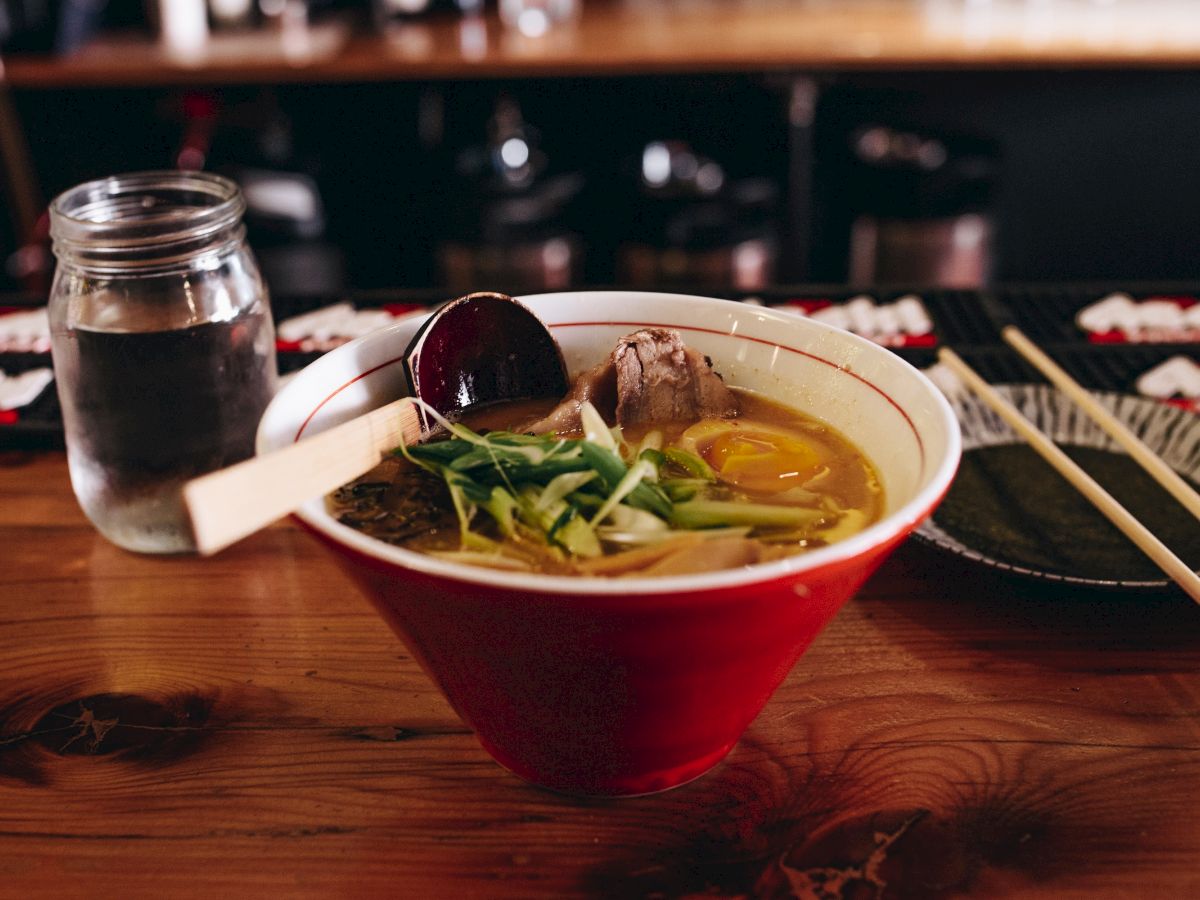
328 389 884 577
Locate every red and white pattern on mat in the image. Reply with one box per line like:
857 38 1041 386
0 367 53 423
0 307 50 353
275 302 427 352
1076 293 1200 343
1136 355 1200 414
773 294 936 347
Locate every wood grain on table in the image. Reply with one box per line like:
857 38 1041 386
2 450 1199 898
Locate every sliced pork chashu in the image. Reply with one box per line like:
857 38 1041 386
526 328 739 434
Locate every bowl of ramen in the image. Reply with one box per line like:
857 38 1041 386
258 291 961 796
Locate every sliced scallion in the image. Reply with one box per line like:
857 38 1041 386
670 499 829 531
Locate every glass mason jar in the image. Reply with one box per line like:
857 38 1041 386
48 171 278 554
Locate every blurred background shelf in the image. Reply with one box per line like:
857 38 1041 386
2 1 1200 300
7 0 1200 89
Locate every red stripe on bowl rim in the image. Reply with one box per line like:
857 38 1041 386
283 315 959 597
293 319 929 481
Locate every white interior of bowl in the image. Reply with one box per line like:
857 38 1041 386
258 292 961 596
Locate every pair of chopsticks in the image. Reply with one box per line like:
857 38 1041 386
937 325 1200 605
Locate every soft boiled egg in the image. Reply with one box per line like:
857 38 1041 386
679 419 825 494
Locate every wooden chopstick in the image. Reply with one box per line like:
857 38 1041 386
937 346 1200 605
1002 325 1200 521
184 397 422 556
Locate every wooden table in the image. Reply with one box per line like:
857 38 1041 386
2 448 1199 897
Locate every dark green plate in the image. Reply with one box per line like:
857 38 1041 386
916 384 1200 591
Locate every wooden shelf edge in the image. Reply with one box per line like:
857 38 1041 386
6 3 1200 89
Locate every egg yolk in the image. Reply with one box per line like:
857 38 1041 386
703 428 823 494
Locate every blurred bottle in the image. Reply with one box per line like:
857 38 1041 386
498 0 577 38
845 125 998 288
157 0 209 59
438 94 585 292
372 0 431 31
371 0 484 32
618 140 778 291
202 94 346 298
209 0 256 29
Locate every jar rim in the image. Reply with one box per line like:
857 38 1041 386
49 170 246 253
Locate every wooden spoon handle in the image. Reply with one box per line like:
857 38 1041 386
184 397 421 556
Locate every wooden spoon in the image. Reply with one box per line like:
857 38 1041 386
184 291 568 556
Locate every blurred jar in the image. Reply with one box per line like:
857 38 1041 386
846 125 997 288
439 95 585 292
440 226 582 293
619 141 779 291
48 171 278 554
499 0 579 37
618 202 777 291
372 0 433 32
849 213 991 289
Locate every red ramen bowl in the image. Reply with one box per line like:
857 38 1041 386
258 291 961 796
